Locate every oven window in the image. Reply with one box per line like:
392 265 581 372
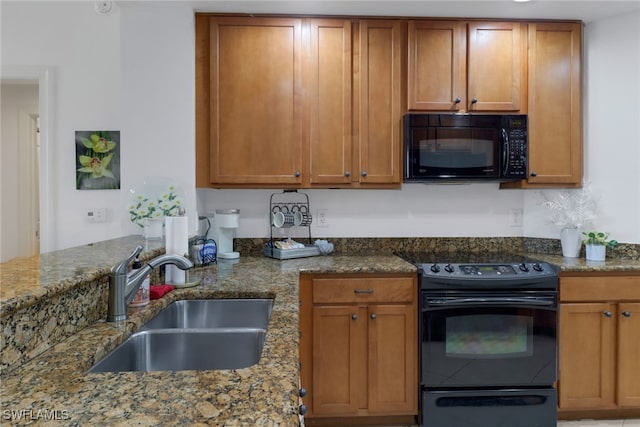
446 314 533 358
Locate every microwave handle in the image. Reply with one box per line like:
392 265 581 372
501 128 509 176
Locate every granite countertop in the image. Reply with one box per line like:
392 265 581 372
1 235 638 426
525 253 640 273
0 252 415 426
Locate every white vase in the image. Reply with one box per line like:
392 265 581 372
560 228 582 258
585 244 606 261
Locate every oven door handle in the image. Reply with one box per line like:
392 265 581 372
426 297 556 307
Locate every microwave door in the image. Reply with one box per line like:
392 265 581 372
416 128 499 178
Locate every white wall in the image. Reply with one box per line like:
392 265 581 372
523 11 640 244
1 1 121 250
1 2 638 252
0 83 39 261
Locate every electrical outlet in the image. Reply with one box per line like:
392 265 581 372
316 209 328 227
87 208 107 223
509 208 523 227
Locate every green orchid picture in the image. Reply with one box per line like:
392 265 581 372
75 130 121 190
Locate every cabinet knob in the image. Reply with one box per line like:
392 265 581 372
370 314 377 320
361 171 368 177
471 97 478 104
295 171 301 177
299 387 307 397
299 404 307 416
530 171 538 177
351 314 358 320
622 311 631 317
604 311 613 318
454 97 461 104
345 171 351 177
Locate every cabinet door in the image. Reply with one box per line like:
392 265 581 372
407 20 466 111
559 303 616 409
617 302 640 407
207 17 303 185
368 304 417 414
467 22 524 112
312 305 367 415
356 20 403 185
527 22 582 185
308 19 352 185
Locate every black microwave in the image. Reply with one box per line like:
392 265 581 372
404 113 527 182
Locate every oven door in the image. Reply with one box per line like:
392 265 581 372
421 291 557 388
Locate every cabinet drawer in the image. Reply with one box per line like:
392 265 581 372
312 277 415 304
560 275 640 302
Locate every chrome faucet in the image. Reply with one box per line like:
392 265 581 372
107 245 193 322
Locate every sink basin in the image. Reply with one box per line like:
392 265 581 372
89 329 266 372
141 299 273 331
89 298 274 373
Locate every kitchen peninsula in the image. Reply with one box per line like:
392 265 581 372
1 236 638 425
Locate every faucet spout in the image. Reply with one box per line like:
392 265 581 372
107 248 194 322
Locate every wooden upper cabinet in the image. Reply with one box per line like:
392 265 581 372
526 22 583 185
196 16 304 186
308 19 353 185
356 20 404 185
467 21 524 112
408 20 525 112
408 20 466 111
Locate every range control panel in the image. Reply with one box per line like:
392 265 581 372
422 262 555 278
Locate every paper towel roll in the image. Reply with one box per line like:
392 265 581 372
165 215 189 284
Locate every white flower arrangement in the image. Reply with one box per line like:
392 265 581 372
540 181 597 230
128 186 183 227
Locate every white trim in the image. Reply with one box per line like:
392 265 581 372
1 66 56 253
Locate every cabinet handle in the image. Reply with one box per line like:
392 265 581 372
530 171 538 177
361 171 367 177
351 314 358 320
299 404 307 416
299 388 307 397
345 171 351 177
622 311 631 317
604 311 613 318
454 97 461 104
370 314 377 320
294 171 301 177
471 97 478 104
354 289 373 294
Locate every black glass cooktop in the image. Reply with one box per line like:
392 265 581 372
395 251 538 266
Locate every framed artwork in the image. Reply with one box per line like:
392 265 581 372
75 130 121 190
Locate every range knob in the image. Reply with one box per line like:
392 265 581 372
532 263 543 272
430 264 441 273
519 263 530 272
444 264 455 273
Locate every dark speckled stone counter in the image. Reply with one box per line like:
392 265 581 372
0 238 415 426
1 235 638 426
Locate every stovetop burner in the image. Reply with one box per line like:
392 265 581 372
395 251 537 265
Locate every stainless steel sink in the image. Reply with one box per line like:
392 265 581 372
89 329 266 372
89 298 274 373
140 299 273 331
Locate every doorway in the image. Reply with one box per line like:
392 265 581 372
1 66 55 262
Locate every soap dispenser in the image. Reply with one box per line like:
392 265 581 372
128 257 150 307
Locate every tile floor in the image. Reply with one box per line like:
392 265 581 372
558 421 640 427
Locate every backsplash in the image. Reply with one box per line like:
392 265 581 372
236 237 640 260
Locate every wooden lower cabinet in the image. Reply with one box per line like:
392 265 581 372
300 274 418 420
558 274 640 418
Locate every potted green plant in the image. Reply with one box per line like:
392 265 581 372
582 231 618 261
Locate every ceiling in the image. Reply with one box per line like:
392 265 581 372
118 0 640 23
